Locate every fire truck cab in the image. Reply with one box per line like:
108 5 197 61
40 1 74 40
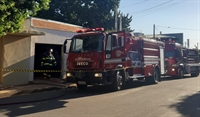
63 28 165 91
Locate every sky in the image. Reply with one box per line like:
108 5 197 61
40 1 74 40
119 0 200 49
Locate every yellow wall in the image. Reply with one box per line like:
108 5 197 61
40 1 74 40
3 35 31 86
0 37 4 83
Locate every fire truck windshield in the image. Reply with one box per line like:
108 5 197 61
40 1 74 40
70 34 104 53
165 51 175 58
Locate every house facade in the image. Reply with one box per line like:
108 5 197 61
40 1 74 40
0 17 82 86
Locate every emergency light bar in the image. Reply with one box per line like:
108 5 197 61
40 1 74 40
76 28 104 33
168 38 175 43
76 30 85 33
95 28 104 31
85 28 95 32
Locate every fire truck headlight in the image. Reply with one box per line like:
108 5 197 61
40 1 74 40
94 73 102 77
172 68 175 71
67 73 72 77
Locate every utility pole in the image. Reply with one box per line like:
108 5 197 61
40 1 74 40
119 14 122 31
187 39 190 48
185 42 187 48
153 24 155 39
114 6 118 31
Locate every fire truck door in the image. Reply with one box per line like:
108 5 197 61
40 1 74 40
160 46 165 74
105 31 125 59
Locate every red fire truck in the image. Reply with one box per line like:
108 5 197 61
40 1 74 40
63 28 165 91
163 38 200 78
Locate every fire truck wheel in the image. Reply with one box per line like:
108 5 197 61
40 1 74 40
178 68 184 78
191 67 199 77
112 71 123 91
146 68 159 84
77 84 87 90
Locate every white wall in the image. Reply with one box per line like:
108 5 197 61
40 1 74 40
30 27 75 80
32 27 76 44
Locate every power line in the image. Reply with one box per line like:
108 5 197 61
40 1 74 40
132 0 186 19
120 0 149 8
157 25 199 31
129 0 174 15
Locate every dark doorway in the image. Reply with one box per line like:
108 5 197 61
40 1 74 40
34 43 62 79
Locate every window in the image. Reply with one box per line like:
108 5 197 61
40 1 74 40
72 39 83 52
70 34 104 53
106 35 112 51
112 35 124 50
105 34 112 58
129 51 139 61
175 50 180 58
165 51 175 58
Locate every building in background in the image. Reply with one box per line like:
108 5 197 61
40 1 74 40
145 33 183 46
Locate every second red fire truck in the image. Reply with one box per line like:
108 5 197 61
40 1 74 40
162 38 199 78
63 28 165 90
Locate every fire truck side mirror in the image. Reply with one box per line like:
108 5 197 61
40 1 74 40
63 39 71 54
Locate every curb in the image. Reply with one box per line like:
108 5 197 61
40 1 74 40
0 88 66 106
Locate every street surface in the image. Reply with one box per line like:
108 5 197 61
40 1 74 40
0 76 199 117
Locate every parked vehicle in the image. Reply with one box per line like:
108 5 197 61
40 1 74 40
63 28 165 91
164 38 200 78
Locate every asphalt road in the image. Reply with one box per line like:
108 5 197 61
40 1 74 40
0 75 199 117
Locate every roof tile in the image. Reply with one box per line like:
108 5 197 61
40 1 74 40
32 18 82 32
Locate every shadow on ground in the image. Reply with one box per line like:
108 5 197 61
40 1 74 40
161 75 197 82
169 91 200 117
0 75 198 117
0 80 146 117
0 100 68 117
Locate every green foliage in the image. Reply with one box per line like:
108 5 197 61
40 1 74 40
117 11 133 32
36 0 133 31
0 0 50 37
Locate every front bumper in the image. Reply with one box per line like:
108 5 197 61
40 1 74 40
66 71 107 85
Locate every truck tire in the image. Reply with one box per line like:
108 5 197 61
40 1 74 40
191 67 199 77
111 71 123 91
77 84 87 90
178 68 184 78
145 68 159 84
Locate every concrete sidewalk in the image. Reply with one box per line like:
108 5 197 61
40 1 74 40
0 78 76 105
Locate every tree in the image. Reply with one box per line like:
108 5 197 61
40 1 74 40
117 12 133 31
0 0 50 37
36 0 133 31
